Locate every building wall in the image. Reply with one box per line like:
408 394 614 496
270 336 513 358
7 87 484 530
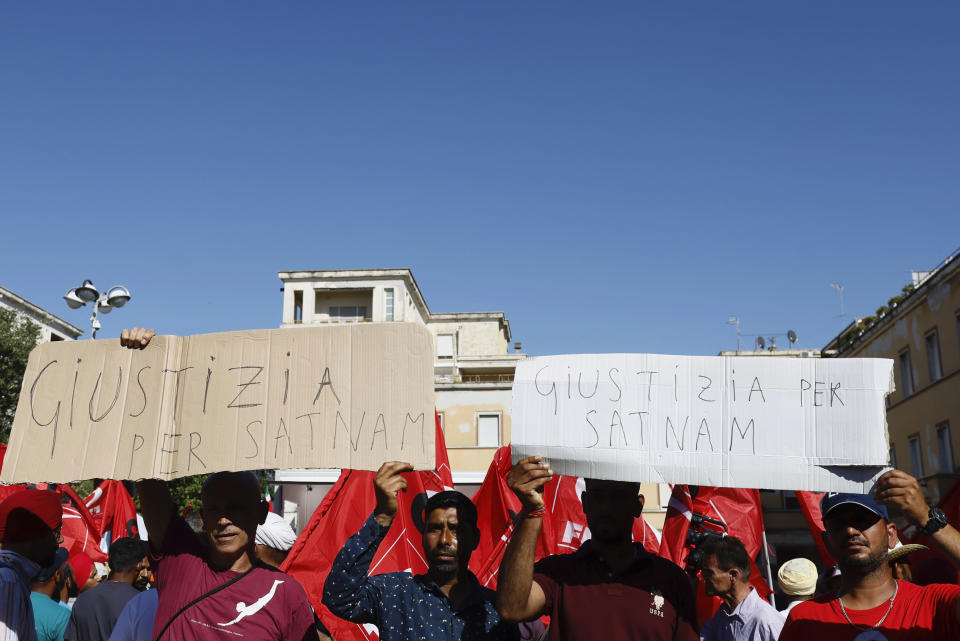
834 261 960 502
0 287 82 342
437 388 512 471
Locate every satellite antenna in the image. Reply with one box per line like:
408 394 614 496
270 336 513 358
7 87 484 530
788 330 797 345
756 336 765 350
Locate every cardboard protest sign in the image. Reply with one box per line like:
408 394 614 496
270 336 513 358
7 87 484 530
1 324 435 484
512 354 894 493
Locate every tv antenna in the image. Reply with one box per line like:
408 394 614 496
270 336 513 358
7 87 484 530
726 316 741 352
830 283 845 321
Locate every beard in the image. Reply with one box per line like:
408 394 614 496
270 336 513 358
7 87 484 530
838 539 888 575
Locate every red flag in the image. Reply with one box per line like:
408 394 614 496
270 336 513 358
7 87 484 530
469 446 662 590
795 490 835 567
907 476 960 584
84 480 139 547
660 485 772 623
282 412 451 641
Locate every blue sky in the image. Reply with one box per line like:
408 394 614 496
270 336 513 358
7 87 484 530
1 2 957 355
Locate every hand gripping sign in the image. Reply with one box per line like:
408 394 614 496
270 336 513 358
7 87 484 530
511 354 894 493
1 324 436 483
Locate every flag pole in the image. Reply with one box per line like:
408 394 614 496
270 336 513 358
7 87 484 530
762 530 776 606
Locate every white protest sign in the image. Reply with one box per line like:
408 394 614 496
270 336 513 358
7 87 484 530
1 324 436 484
512 354 894 492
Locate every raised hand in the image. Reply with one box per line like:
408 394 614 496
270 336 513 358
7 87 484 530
120 327 155 349
507 455 553 512
373 461 414 526
875 469 930 526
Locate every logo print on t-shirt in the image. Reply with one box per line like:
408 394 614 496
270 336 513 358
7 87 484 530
650 590 665 618
853 631 889 641
217 580 284 627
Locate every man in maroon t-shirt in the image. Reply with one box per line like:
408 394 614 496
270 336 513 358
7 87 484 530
781 469 960 641
123 328 317 641
496 456 698 641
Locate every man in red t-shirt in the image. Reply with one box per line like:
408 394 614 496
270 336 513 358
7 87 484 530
780 469 960 641
123 328 317 641
496 456 698 641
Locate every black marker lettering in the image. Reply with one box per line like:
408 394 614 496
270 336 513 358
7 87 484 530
666 415 689 451
313 367 341 405
129 366 151 418
401 412 425 451
162 367 194 416
608 368 622 402
695 418 714 451
673 365 679 402
296 412 321 450
578 370 599 399
628 411 647 445
814 381 825 407
800 379 811 407
637 370 659 402
159 433 181 474
748 377 765 402
227 366 264 409
29 360 61 458
697 375 715 402
730 417 755 454
188 432 206 471
731 369 736 402
244 420 261 459
609 410 627 447
128 434 144 477
534 366 558 415
274 418 292 457
830 382 844 407
89 366 122 422
585 410 599 448
333 410 363 452
70 359 80 427
371 413 388 450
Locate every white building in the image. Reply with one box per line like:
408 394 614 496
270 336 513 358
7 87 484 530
0 285 83 342
275 268 523 528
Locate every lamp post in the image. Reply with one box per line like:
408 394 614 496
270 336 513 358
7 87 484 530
64 280 131 339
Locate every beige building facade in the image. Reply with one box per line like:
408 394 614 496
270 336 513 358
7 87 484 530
823 248 960 505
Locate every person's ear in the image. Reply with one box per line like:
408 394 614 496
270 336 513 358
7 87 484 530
886 521 898 550
635 493 645 518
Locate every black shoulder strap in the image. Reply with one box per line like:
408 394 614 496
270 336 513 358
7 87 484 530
155 564 257 640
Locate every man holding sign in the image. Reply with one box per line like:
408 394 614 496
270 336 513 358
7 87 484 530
780 469 960 640
496 455 698 641
322 461 519 641
122 328 318 641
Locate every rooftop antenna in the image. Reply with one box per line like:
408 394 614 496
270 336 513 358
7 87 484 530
787 329 798 345
830 283 845 321
726 316 741 353
756 336 766 350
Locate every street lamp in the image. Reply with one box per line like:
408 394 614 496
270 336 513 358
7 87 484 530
64 280 132 339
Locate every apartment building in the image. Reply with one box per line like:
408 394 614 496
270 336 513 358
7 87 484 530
823 247 960 505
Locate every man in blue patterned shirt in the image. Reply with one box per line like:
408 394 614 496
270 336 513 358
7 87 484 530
323 461 519 641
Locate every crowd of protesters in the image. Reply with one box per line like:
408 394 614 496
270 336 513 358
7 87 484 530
0 327 958 640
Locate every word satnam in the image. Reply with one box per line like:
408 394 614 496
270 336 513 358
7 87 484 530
532 365 847 454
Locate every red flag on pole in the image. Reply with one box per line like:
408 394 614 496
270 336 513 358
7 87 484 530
795 490 835 567
282 412 451 641
56 484 109 563
84 480 140 547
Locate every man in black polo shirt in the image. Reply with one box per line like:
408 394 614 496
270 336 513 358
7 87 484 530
496 456 698 641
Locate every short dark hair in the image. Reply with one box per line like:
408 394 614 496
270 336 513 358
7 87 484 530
584 478 641 494
109 537 147 574
424 491 478 532
201 471 262 501
700 536 751 580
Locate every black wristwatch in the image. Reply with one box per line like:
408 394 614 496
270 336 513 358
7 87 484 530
919 507 948 536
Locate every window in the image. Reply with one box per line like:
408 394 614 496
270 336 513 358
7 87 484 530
889 444 897 468
437 334 455 359
937 422 954 474
477 413 501 447
925 329 942 383
329 306 367 322
899 349 915 396
385 289 394 322
293 291 303 324
908 435 924 477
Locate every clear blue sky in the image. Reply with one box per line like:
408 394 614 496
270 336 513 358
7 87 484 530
2 2 957 355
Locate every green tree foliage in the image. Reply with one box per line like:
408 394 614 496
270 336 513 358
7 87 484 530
0 308 42 443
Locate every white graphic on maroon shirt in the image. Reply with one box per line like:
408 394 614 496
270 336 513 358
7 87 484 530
217 579 284 627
